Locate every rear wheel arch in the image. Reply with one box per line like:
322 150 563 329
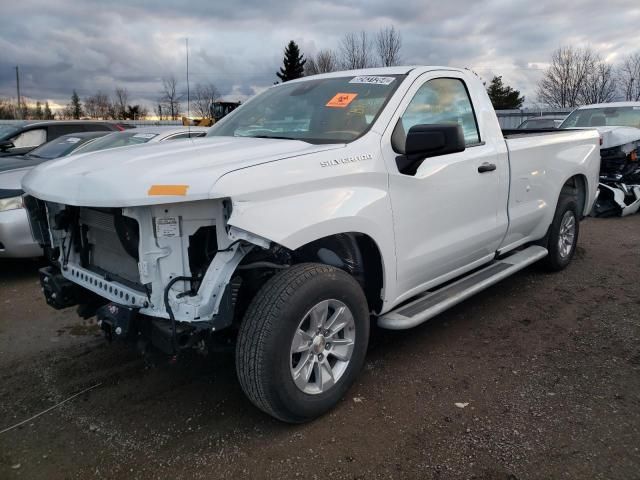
560 174 588 216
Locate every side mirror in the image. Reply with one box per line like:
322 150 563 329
0 140 14 151
405 124 466 158
395 124 466 175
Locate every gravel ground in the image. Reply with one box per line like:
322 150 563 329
0 215 639 479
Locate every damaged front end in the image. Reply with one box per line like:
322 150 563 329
592 140 640 217
25 196 275 355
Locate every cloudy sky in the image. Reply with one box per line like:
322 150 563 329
1 0 639 112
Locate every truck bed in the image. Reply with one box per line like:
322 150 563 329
502 129 573 139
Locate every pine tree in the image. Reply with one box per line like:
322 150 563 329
44 101 53 119
70 90 83 119
486 76 525 109
35 101 43 119
276 41 306 83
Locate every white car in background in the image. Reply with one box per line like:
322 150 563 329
0 126 209 258
71 126 209 155
560 102 640 216
516 115 566 129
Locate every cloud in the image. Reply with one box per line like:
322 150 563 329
1 0 638 110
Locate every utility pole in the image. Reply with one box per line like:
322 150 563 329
15 66 21 119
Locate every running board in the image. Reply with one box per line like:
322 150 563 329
378 246 548 330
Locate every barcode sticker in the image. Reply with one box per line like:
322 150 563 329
155 217 180 238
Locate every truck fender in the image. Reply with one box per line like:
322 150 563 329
215 183 397 309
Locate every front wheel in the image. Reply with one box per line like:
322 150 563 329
235 263 370 423
540 195 580 271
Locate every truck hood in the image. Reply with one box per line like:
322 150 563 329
595 126 640 149
22 137 343 207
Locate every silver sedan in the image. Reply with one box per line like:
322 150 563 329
0 126 209 258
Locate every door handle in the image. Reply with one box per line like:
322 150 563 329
478 162 497 173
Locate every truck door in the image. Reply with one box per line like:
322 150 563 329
381 73 509 301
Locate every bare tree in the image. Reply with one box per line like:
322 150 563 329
339 32 372 70
84 91 111 119
619 52 640 101
580 60 617 104
537 46 597 108
191 82 219 118
0 97 19 120
305 49 339 76
376 26 402 67
114 87 129 119
84 94 99 119
159 76 182 120
95 91 111 119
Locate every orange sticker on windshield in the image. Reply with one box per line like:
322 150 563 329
326 93 358 108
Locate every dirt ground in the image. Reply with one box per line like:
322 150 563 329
0 216 639 480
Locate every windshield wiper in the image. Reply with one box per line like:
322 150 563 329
251 135 301 141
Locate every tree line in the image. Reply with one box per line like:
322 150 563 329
0 87 149 121
276 26 403 82
154 76 220 120
536 46 640 108
0 97 54 120
3 38 639 121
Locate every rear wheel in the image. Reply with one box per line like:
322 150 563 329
235 263 369 423
540 195 579 271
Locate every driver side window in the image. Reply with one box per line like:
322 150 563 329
401 78 480 145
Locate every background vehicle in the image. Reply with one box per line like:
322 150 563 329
211 101 241 122
516 115 565 129
0 132 110 258
0 121 124 157
560 102 640 216
23 67 600 422
1 128 207 258
72 126 209 155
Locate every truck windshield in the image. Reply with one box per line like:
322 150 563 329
560 106 640 129
207 75 404 144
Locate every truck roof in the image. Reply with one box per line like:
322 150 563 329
574 101 640 110
290 65 466 82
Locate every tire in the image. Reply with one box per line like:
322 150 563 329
235 263 370 423
540 195 580 271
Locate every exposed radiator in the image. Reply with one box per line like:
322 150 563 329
79 208 140 286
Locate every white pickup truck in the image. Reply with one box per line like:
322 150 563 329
22 67 600 422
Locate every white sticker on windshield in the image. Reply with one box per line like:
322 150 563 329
349 76 395 85
133 133 158 139
65 137 81 143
